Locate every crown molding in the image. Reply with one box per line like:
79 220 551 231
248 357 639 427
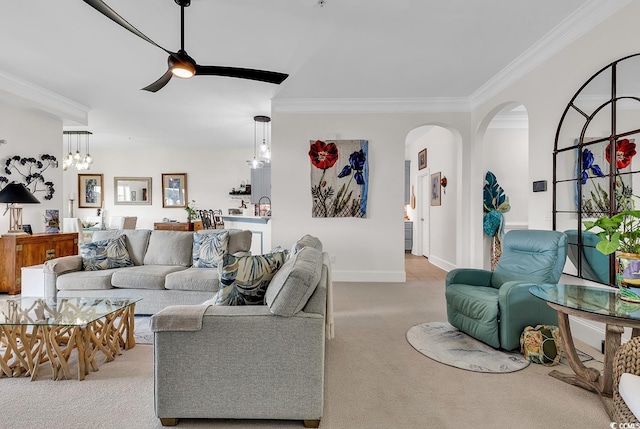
0 70 89 125
486 112 529 129
274 1 629 115
272 97 470 113
469 0 631 110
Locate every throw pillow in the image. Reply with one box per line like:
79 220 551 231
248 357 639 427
192 230 229 268
80 235 134 271
520 325 562 366
265 246 322 317
214 250 288 306
291 234 323 255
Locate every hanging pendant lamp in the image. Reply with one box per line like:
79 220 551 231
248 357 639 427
62 131 94 171
248 115 271 169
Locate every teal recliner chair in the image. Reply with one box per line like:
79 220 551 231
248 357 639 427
564 229 610 284
445 230 568 351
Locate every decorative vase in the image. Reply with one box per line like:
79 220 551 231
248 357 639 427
615 251 640 302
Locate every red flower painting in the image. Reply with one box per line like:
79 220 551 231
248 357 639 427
309 140 338 170
606 138 637 169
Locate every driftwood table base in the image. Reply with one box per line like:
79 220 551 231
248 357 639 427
547 303 640 419
0 304 136 381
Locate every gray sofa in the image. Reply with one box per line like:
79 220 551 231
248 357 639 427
151 235 329 428
43 228 252 315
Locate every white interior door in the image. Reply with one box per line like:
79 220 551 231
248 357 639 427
420 173 430 257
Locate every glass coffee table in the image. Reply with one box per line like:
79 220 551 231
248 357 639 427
530 283 640 417
0 297 139 381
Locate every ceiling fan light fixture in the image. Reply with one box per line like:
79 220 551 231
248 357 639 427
171 64 195 79
169 51 196 79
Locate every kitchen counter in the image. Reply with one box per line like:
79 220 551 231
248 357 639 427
221 215 270 224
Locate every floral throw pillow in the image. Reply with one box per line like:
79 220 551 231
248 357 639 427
214 250 288 306
80 235 134 271
192 230 229 268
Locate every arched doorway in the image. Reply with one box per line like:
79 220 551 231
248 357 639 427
404 124 459 272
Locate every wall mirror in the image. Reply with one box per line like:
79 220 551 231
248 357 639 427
114 177 152 205
553 53 640 285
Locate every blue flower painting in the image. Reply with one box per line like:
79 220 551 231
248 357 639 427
309 139 368 218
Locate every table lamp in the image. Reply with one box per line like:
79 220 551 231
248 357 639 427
0 182 40 234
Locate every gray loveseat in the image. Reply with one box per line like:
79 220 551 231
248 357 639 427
43 228 252 315
151 235 329 428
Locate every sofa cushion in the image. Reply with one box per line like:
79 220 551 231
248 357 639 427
92 229 151 266
292 234 323 254
214 251 288 305
199 229 252 255
620 373 640 420
165 268 220 292
192 230 229 268
265 247 322 317
56 269 119 291
144 231 194 266
111 265 188 290
80 236 134 271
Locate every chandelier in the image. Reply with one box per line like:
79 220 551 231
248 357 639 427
248 115 271 169
62 131 93 171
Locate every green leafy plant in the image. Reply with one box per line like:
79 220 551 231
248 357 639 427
584 209 640 255
184 200 198 221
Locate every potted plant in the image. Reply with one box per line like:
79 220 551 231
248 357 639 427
584 208 640 302
184 200 198 223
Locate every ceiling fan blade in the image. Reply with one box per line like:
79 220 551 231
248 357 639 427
83 0 171 54
195 65 288 85
141 69 173 92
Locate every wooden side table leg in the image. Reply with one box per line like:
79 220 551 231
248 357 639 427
602 324 624 397
548 311 601 393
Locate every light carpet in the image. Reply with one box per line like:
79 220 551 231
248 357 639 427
0 280 612 429
406 321 530 373
134 316 153 344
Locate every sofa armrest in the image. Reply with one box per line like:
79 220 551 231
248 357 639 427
43 255 83 299
445 268 493 288
154 305 325 422
498 282 558 351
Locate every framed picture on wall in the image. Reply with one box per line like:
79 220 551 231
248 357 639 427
162 173 188 208
418 148 427 170
431 172 441 206
78 174 104 208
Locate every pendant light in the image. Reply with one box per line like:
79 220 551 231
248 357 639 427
62 131 94 171
248 115 271 169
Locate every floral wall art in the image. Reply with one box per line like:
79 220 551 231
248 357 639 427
0 154 58 200
309 139 368 218
578 138 636 217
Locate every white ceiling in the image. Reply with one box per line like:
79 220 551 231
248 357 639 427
0 0 624 150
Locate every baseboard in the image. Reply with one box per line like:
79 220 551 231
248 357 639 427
569 316 605 351
426 255 455 273
569 315 634 351
333 270 406 282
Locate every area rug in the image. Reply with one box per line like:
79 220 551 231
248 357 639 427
406 321 530 373
134 316 153 344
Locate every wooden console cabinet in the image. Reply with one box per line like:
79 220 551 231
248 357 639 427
154 221 203 232
0 232 78 295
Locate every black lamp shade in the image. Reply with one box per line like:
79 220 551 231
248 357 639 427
0 183 40 204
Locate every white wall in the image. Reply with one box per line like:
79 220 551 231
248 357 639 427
483 127 528 227
270 112 470 282
62 145 255 230
0 103 63 233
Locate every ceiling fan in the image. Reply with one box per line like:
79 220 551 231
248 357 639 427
83 0 289 92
